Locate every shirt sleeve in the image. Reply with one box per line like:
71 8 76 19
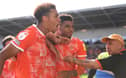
77 39 87 60
11 29 35 52
76 39 87 74
98 56 113 71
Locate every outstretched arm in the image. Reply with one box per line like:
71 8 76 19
63 56 101 69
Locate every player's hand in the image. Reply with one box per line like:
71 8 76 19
63 56 74 63
45 39 60 60
58 36 70 44
46 32 70 44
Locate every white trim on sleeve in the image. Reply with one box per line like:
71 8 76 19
78 55 87 57
10 42 24 52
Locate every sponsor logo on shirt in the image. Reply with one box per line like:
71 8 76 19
18 32 28 40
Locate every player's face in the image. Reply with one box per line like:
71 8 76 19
106 40 122 55
46 9 60 33
60 21 74 38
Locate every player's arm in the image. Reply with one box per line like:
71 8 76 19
76 59 101 69
46 39 60 59
46 32 70 44
76 39 87 75
46 32 70 59
0 29 33 75
64 56 101 69
0 43 20 75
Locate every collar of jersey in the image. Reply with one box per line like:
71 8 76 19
33 24 45 36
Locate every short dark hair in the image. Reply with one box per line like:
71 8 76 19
34 3 56 23
2 35 15 47
59 14 73 24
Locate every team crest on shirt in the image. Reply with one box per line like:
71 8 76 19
18 32 28 40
